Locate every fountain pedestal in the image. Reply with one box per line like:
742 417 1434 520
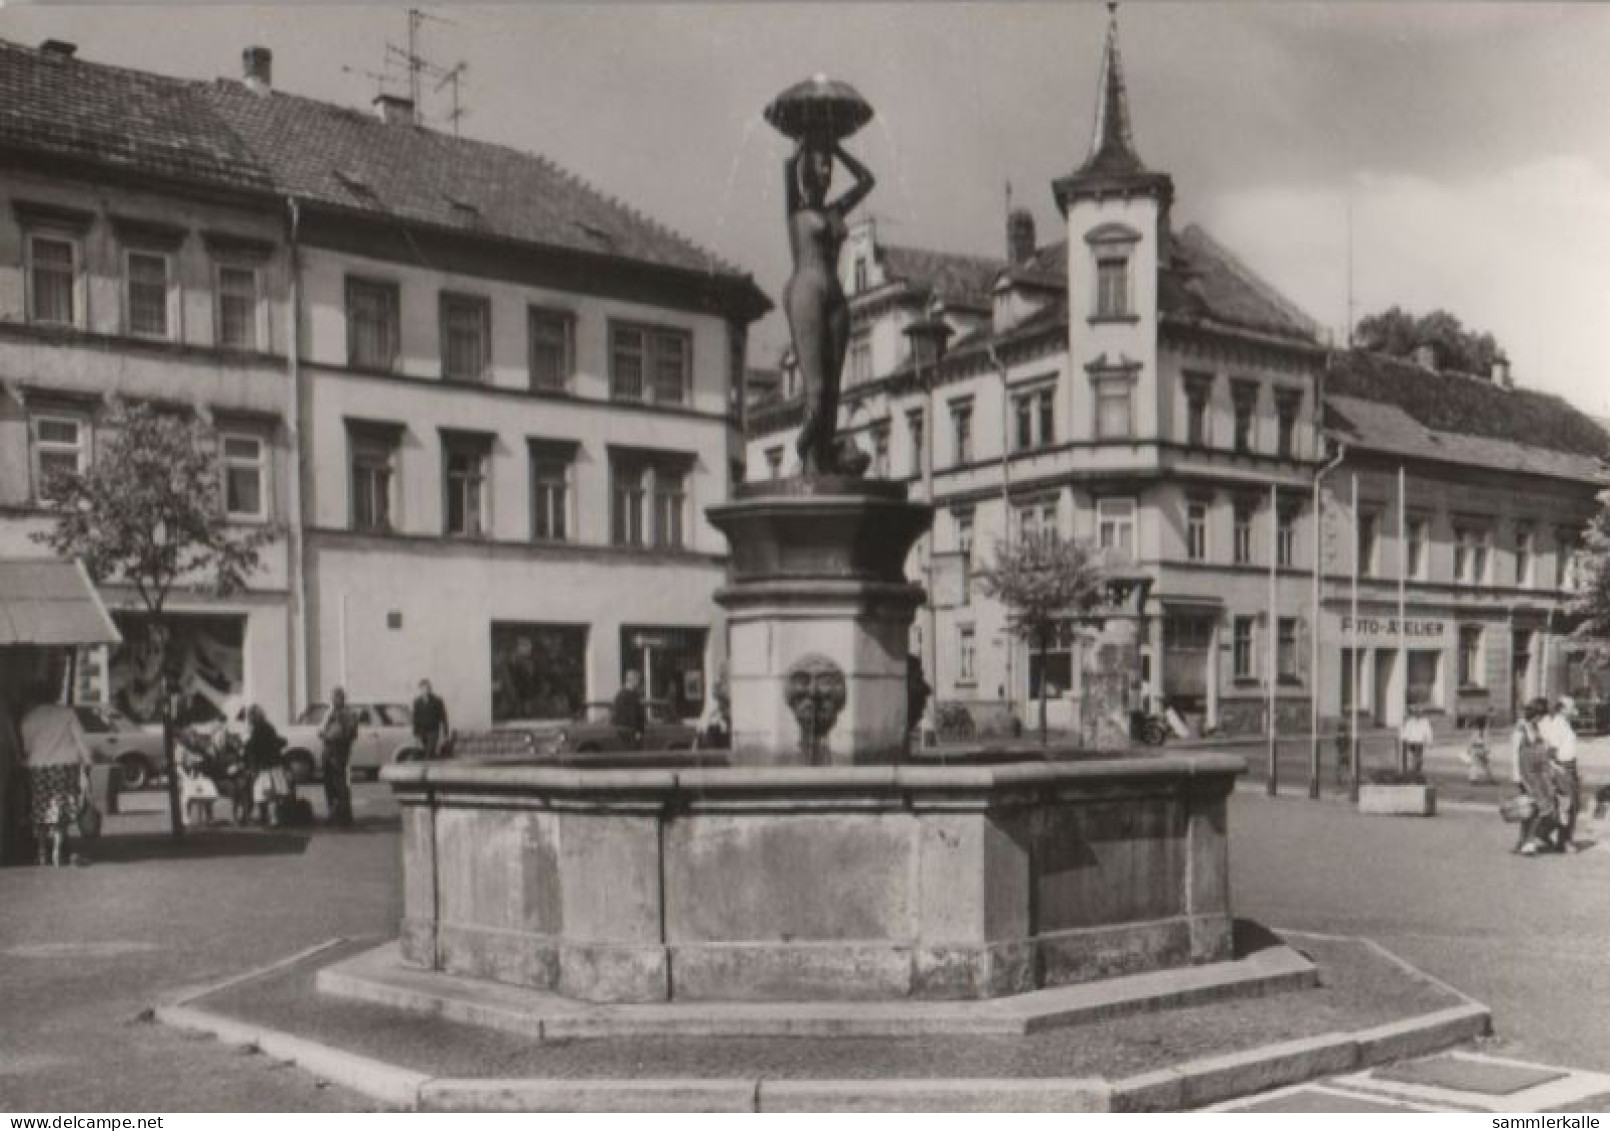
707 477 931 766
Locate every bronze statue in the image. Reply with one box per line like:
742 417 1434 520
766 77 875 475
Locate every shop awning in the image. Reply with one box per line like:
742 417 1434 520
0 559 121 647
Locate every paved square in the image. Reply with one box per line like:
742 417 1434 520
1373 1055 1568 1096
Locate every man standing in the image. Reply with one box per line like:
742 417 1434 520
412 680 450 761
612 670 647 747
320 687 360 826
1399 706 1433 777
1544 697 1580 853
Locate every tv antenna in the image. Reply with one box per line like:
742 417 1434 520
381 8 468 130
340 63 396 102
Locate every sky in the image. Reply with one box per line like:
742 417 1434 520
2 1 1606 414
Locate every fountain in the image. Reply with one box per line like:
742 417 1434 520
345 78 1249 1010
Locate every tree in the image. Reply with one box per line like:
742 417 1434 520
976 534 1107 744
33 401 277 837
1355 305 1504 376
1570 490 1610 672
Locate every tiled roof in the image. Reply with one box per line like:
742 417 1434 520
878 244 1006 309
1326 350 1610 483
0 559 120 647
0 40 272 192
0 38 758 289
1164 225 1322 345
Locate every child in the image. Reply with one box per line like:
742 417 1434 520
177 750 219 828
1462 713 1496 785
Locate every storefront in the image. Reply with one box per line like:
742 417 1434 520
1331 609 1454 728
619 625 706 720
489 621 588 722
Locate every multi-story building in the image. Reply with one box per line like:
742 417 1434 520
0 37 767 728
746 13 1607 735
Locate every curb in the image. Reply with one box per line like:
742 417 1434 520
152 932 1494 1112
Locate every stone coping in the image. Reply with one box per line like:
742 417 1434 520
726 476 912 502
382 751 1248 797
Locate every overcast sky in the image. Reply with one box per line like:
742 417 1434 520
4 2 1606 414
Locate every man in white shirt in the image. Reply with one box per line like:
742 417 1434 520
1399 706 1433 777
1544 698 1580 852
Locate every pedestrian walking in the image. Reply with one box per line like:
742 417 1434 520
19 682 93 867
1399 705 1433 777
411 680 450 761
1511 697 1560 856
1461 712 1496 785
1543 698 1581 853
612 670 647 747
320 687 360 826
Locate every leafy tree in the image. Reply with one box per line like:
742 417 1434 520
1355 305 1504 376
1570 490 1610 671
33 401 277 837
976 534 1106 744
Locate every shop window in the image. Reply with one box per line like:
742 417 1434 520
1458 625 1485 689
1407 649 1441 709
621 625 707 720
1028 621 1075 698
490 621 588 722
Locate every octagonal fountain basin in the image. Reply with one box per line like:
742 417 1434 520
383 750 1244 1005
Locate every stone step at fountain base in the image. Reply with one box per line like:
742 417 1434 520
318 935 1317 1042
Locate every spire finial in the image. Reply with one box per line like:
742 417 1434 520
1086 0 1139 168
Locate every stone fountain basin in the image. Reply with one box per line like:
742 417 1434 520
384 752 1244 1005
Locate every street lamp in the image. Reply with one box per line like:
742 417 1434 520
905 300 954 748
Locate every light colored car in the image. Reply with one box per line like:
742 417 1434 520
546 700 698 755
282 701 421 782
73 705 168 790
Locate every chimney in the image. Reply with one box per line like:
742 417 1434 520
1007 208 1037 266
1490 354 1513 388
1412 343 1437 371
373 93 416 126
40 40 77 60
241 46 272 93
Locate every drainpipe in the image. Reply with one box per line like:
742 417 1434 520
1310 440 1346 798
987 343 1014 725
285 197 310 714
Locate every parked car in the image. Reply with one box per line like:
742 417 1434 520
281 701 422 782
74 705 167 790
545 700 698 754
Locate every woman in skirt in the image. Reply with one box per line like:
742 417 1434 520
1512 697 1559 856
19 684 93 867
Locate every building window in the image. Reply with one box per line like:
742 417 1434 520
1277 617 1299 682
958 625 977 685
1275 391 1300 459
1233 501 1254 565
215 264 260 350
852 257 869 294
907 409 925 476
1407 517 1430 580
765 446 784 479
528 307 575 392
868 422 891 477
848 333 872 386
1184 374 1211 447
611 322 691 405
1458 625 1484 688
349 427 398 533
1097 497 1135 558
1232 616 1255 680
31 414 88 503
125 249 172 339
441 293 491 382
26 233 79 327
1095 255 1129 319
1094 377 1133 440
1020 497 1059 544
347 277 400 371
1186 500 1208 562
1358 513 1378 577
442 435 490 538
1454 525 1490 585
530 444 573 543
950 400 973 465
955 508 975 562
1276 508 1297 568
220 434 266 521
1515 525 1535 588
612 453 691 549
1556 528 1580 590
1013 385 1056 451
1231 381 1257 454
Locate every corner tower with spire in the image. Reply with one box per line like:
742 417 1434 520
1056 2 1173 447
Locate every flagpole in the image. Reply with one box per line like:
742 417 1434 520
1350 471 1361 802
1397 463 1408 773
1267 482 1278 795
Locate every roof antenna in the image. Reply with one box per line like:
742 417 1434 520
1345 194 1356 348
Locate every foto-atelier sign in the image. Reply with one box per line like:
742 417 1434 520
1340 615 1446 638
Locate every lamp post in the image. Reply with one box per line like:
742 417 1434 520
905 302 953 747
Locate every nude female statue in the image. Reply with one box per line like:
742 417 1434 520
782 135 874 474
